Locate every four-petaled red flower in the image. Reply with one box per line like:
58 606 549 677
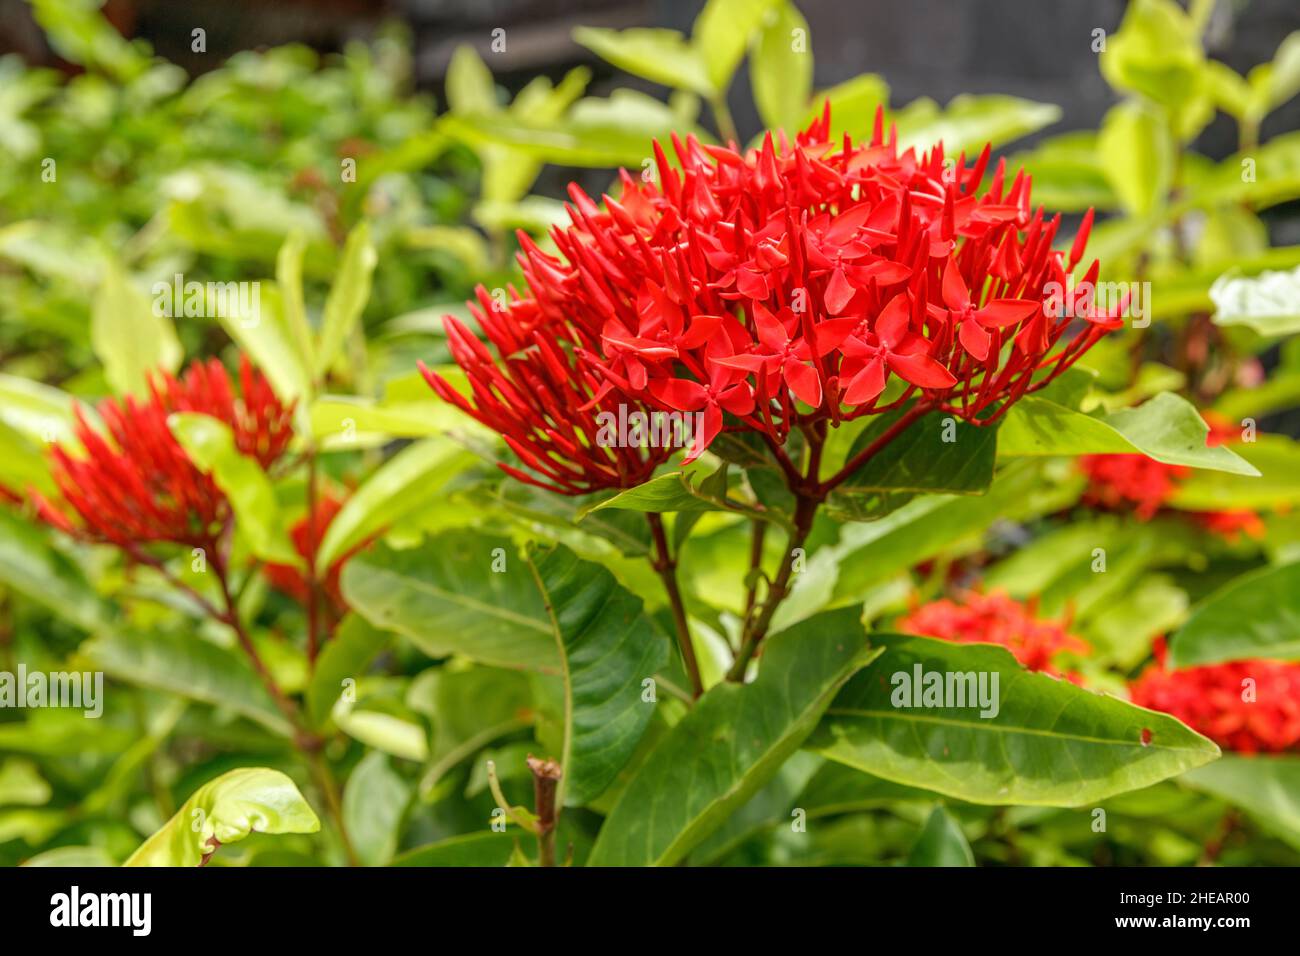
427 105 1122 491
31 356 293 550
899 590 1089 678
1130 638 1300 753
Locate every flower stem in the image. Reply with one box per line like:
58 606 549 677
646 512 704 699
528 755 562 867
710 93 739 144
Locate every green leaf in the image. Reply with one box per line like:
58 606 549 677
275 229 316 375
1250 31 1300 115
391 831 518 866
0 511 110 631
750 1 812 133
1210 265 1300 336
1097 100 1174 216
215 285 313 410
1182 755 1300 851
168 412 299 565
315 221 376 379
1168 561 1300 667
342 532 559 672
316 438 474 571
92 258 183 397
812 634 1221 806
307 614 391 727
1099 0 1204 110
1171 435 1300 510
0 373 78 444
585 466 785 529
805 74 891 143
445 45 499 114
343 751 412 866
587 608 878 866
997 392 1259 476
332 697 429 763
692 0 782 92
77 629 291 735
0 757 51 807
893 95 1060 155
573 27 712 95
688 751 823 864
827 407 1000 521
906 806 974 867
124 768 319 866
523 544 669 806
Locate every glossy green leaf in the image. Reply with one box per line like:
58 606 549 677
169 412 299 565
124 768 319 866
315 220 376 378
92 258 182 397
524 544 669 806
77 629 291 735
585 466 784 529
343 751 412 866
997 392 1259 476
588 608 878 866
342 532 558 672
813 634 1221 806
573 27 712 95
316 438 474 571
750 1 812 133
894 95 1060 155
906 806 974 867
1182 755 1300 851
1168 561 1300 667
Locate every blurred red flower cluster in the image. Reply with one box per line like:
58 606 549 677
899 590 1088 678
1130 639 1300 753
425 106 1122 494
1079 413 1264 540
31 357 292 551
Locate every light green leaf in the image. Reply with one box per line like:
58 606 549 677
587 608 878 866
1099 0 1204 110
315 221 376 379
997 392 1259 476
92 258 183 397
332 699 429 763
0 373 78 444
750 2 812 133
445 45 499 114
316 438 474 571
906 806 974 867
307 614 392 727
1182 755 1300 851
1210 265 1300 336
0 757 51 807
805 73 890 143
523 544 669 806
585 465 786 529
391 831 518 866
215 285 313 409
275 229 316 376
692 0 782 92
573 27 712 95
168 412 299 565
813 634 1221 806
76 629 291 735
342 532 559 672
893 94 1060 155
124 768 319 866
22 846 116 867
343 751 412 866
1098 100 1174 216
1168 561 1300 667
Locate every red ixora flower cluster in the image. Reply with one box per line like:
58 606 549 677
1130 638 1300 753
899 590 1089 677
1079 413 1264 540
423 105 1122 494
32 356 293 551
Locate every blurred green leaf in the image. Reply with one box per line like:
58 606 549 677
315 221 376 379
750 1 812 133
342 751 412 866
692 0 782 92
1098 100 1173 216
906 806 974 867
1168 561 1300 667
1183 755 1300 851
92 258 183 397
574 27 712 96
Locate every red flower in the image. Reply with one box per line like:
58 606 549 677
1079 413 1263 539
427 105 1121 491
899 590 1088 677
1130 639 1300 753
32 357 293 550
264 491 357 615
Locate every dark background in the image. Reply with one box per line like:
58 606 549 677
4 0 1298 155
